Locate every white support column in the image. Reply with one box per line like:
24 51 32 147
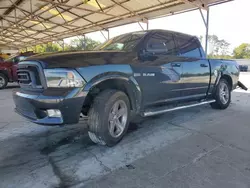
199 8 210 56
205 8 210 56
107 29 110 40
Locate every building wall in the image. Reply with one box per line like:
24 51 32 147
234 59 250 66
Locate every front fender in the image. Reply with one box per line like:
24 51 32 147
83 73 142 113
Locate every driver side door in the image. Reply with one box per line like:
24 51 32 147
134 31 182 107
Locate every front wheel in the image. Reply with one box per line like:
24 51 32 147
210 78 231 109
87 89 130 146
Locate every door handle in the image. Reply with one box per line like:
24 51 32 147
200 63 208 67
171 63 181 67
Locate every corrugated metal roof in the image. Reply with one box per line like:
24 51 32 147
0 0 232 49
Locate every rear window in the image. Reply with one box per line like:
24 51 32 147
175 34 202 58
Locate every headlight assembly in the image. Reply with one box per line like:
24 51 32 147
44 69 85 88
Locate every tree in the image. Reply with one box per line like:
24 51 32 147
208 35 230 57
233 43 250 59
20 36 101 53
68 37 101 51
198 35 203 44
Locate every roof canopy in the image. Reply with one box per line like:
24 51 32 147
0 0 232 49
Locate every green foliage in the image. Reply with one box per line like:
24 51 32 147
37 43 63 53
208 35 230 56
233 43 250 59
67 37 101 51
198 35 232 59
207 54 232 59
20 37 101 53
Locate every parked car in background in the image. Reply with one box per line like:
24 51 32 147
239 65 248 72
0 52 36 89
13 30 248 146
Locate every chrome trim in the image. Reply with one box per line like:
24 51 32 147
143 100 216 117
18 61 47 89
17 72 30 81
15 91 38 99
172 86 208 91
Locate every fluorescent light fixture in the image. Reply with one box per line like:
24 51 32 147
30 20 51 29
41 6 73 21
83 0 105 9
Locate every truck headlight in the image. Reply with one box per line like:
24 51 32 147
44 69 85 88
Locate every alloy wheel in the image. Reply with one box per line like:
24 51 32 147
108 100 128 138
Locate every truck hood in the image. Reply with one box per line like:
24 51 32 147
26 51 135 68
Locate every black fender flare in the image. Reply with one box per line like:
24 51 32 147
83 73 142 113
213 70 233 93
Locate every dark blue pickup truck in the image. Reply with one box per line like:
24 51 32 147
13 29 247 146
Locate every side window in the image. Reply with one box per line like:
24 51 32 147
175 34 202 58
146 32 177 55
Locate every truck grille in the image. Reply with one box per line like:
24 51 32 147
17 71 31 84
17 63 43 89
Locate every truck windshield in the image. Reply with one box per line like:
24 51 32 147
94 31 147 51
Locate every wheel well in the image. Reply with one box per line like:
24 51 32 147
0 70 9 81
221 74 233 90
82 79 134 115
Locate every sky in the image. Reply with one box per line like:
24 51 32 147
67 0 250 54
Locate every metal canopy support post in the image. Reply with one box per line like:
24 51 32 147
100 30 107 40
205 8 210 56
83 35 86 50
138 18 149 31
138 22 144 30
62 40 65 51
100 29 109 40
199 8 210 56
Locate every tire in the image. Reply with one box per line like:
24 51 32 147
87 89 130 146
0 73 8 89
210 78 231 109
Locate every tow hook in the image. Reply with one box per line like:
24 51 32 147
238 81 248 91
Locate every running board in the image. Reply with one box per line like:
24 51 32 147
142 100 216 117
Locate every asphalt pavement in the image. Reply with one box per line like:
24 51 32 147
1 73 250 188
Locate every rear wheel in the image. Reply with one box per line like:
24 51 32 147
0 73 8 89
87 89 130 146
210 78 231 109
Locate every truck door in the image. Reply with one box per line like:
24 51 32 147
174 34 210 99
135 31 182 107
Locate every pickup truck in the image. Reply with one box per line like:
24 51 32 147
13 30 247 146
0 52 35 89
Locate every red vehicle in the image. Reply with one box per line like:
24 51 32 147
0 52 36 89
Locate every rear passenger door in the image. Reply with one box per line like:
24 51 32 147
174 33 210 99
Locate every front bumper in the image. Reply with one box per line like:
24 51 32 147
13 88 86 125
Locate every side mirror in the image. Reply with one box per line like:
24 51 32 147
138 49 158 61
